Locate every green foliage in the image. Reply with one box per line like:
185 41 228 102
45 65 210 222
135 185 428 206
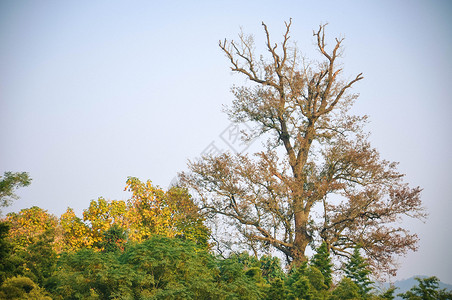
259 255 285 283
311 242 333 288
229 251 284 284
345 246 374 297
0 276 51 300
0 175 444 299
12 229 57 286
330 277 360 300
96 224 127 253
379 286 397 300
48 248 121 299
306 266 328 293
121 236 219 299
284 263 330 300
0 172 31 212
286 265 314 300
2 208 450 300
398 276 452 300
0 222 13 284
48 236 263 299
216 257 263 299
266 278 288 300
3 207 58 286
228 251 260 269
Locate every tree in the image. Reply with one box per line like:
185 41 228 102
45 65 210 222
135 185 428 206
4 207 59 286
0 172 31 214
265 278 288 300
49 236 261 299
12 229 57 287
124 177 177 240
82 197 127 248
216 255 264 299
330 277 360 300
97 224 127 253
48 248 119 299
398 276 452 300
286 268 314 300
344 246 374 297
59 207 91 251
0 276 51 300
181 20 424 274
124 177 210 247
59 177 210 251
227 251 284 284
284 263 329 300
380 286 397 300
0 222 13 284
311 241 333 288
259 254 285 283
5 206 58 250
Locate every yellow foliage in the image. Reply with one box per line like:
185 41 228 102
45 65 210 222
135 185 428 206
58 177 210 252
5 206 58 250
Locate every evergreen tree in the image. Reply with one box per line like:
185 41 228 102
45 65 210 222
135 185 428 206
266 278 288 300
344 246 374 297
398 276 452 300
311 241 333 288
285 263 330 300
259 255 285 283
380 286 397 300
330 277 360 300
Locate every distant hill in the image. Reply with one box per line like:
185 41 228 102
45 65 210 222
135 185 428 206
378 275 452 299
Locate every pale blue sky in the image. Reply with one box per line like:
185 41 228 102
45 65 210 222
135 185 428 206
1 0 451 283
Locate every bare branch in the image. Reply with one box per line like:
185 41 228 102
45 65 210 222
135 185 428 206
185 21 423 275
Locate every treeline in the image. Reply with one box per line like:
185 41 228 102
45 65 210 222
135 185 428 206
0 176 448 299
0 215 394 300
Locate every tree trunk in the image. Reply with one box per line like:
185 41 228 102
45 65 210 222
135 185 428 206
292 199 311 266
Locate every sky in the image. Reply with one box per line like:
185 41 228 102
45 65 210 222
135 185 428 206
1 0 451 283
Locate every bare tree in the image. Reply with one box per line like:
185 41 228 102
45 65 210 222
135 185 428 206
181 20 425 275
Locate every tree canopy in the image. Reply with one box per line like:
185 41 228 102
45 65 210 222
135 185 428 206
0 172 31 214
0 172 445 299
398 277 452 300
181 20 425 275
344 246 374 297
59 177 210 252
